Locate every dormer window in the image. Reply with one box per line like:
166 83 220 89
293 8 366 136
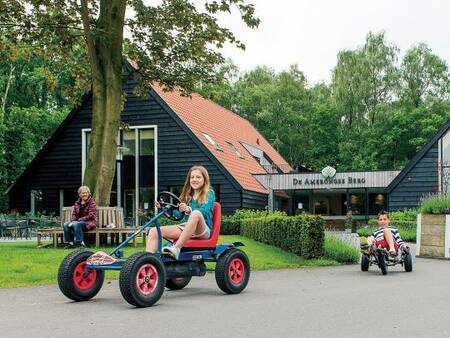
202 132 223 152
227 142 245 159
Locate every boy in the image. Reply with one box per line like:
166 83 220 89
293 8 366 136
364 210 408 256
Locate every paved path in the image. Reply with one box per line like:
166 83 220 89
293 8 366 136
1 256 449 338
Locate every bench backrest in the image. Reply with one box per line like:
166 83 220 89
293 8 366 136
61 206 124 229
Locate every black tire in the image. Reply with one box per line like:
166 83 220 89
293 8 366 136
215 249 250 294
404 252 413 272
377 250 388 275
58 249 104 301
119 253 166 307
166 276 192 290
361 254 370 271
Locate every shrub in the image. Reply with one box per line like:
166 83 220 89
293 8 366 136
324 235 359 264
368 219 416 230
221 209 286 235
240 214 325 259
420 194 450 214
357 227 416 242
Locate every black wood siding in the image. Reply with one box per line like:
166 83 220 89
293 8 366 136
242 190 267 210
389 143 438 211
9 80 245 216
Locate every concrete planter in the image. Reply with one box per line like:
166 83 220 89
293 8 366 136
417 214 450 259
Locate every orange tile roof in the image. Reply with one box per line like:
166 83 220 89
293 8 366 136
152 84 292 194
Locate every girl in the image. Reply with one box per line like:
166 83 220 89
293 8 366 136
145 166 215 259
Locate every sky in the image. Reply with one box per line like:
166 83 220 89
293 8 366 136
215 0 450 85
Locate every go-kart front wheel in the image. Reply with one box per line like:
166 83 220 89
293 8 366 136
361 254 370 271
404 252 413 272
215 249 250 294
119 253 166 307
58 250 105 301
377 250 388 275
166 276 192 290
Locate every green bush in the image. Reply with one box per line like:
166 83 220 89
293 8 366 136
367 208 418 230
368 219 416 230
221 209 286 235
389 209 418 221
240 214 325 259
324 235 360 264
357 227 416 242
420 194 450 214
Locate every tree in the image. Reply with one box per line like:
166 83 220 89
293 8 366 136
400 43 450 107
0 39 82 210
332 32 399 127
1 0 259 205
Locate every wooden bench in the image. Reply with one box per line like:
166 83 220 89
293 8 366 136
37 206 145 248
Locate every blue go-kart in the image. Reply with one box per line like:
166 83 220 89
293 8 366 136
57 191 250 307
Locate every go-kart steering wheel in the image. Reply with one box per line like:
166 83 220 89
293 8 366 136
157 191 185 221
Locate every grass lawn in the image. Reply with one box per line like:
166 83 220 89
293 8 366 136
0 235 340 288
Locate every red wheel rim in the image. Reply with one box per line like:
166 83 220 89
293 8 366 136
73 262 97 290
136 264 158 295
228 258 245 285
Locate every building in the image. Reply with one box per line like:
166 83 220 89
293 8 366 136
254 168 399 224
7 62 291 224
9 59 450 225
254 118 450 222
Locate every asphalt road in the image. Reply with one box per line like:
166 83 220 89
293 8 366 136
1 256 449 338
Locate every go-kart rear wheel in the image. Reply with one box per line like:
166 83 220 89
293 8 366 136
404 252 413 272
119 253 166 307
166 276 192 290
58 249 104 301
361 254 370 271
215 248 250 294
377 250 388 275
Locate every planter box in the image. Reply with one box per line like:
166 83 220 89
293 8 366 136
417 214 450 259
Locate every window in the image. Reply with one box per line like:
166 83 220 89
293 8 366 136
82 126 157 227
241 142 277 172
226 142 244 159
30 190 43 215
202 132 223 151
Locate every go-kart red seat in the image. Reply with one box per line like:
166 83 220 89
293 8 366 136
183 202 221 248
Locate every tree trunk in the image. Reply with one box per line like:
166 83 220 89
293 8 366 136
81 0 126 206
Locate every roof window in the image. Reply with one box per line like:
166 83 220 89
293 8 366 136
202 132 223 152
227 142 245 159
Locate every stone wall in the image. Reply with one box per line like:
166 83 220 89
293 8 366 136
419 214 446 258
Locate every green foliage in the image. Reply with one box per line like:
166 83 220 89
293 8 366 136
324 235 360 264
240 214 325 259
199 31 450 173
420 194 450 214
367 208 418 230
358 227 416 243
221 209 286 235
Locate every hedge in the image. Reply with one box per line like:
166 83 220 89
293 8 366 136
221 209 286 235
240 214 325 259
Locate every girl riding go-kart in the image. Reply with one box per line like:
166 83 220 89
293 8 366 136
58 165 250 307
360 210 412 275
